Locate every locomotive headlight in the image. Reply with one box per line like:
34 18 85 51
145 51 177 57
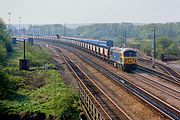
125 59 127 63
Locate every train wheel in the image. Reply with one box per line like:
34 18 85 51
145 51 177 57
117 64 120 69
113 62 116 67
120 64 123 69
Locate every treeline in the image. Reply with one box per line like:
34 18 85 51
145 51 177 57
0 19 12 64
27 22 180 43
134 36 180 59
75 23 180 43
27 24 75 36
25 22 180 58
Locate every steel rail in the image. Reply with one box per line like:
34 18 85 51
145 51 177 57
137 65 180 85
133 71 180 100
138 57 180 80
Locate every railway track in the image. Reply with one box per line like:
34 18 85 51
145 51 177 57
44 41 180 120
138 57 180 84
137 65 180 85
156 62 180 79
137 49 180 79
133 71 180 100
53 47 132 120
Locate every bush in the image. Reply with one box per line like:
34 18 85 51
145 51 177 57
140 40 151 56
156 36 180 58
0 43 6 64
5 36 13 52
26 44 51 67
0 71 17 98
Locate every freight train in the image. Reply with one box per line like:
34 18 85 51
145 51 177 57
35 36 137 71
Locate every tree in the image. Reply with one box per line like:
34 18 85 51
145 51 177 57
156 36 180 58
165 43 180 55
0 19 12 64
0 43 6 63
140 40 151 56
5 35 12 52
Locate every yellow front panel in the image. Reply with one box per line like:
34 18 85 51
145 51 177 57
124 57 137 64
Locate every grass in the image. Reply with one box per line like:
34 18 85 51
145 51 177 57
0 43 80 119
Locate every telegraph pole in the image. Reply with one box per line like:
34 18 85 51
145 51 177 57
152 27 156 68
124 29 126 47
18 17 21 36
55 24 58 35
64 23 66 36
23 39 26 60
8 12 11 34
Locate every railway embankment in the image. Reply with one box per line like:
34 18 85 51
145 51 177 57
0 43 80 120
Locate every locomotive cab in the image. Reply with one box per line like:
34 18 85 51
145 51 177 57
123 50 137 71
110 47 137 72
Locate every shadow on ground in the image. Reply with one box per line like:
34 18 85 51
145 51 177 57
3 91 29 102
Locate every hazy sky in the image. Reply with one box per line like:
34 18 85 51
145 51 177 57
0 0 180 24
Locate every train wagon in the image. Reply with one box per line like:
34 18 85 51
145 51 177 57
80 39 113 58
80 39 113 47
110 47 137 71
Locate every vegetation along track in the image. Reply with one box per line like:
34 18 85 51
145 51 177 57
53 46 132 120
138 57 180 83
41 40 180 120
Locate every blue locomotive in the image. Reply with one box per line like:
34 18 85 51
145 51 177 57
110 47 137 71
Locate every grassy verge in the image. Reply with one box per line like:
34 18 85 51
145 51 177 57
0 43 80 119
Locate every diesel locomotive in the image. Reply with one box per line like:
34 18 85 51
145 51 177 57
110 47 137 71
